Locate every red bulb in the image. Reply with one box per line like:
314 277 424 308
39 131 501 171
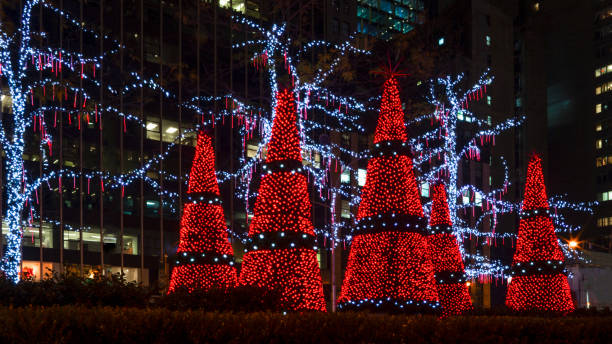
168 131 238 293
427 183 473 316
239 89 326 312
339 78 439 311
505 155 574 313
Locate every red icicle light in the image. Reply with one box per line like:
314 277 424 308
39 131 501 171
427 183 473 316
239 89 326 312
505 155 574 314
168 131 238 293
338 78 439 312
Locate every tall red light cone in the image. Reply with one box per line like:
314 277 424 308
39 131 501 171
338 78 439 312
168 131 238 292
238 89 326 312
505 154 574 313
427 183 472 316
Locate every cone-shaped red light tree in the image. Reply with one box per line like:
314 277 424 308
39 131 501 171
239 89 326 312
427 183 473 315
168 131 238 293
505 154 574 313
338 77 439 312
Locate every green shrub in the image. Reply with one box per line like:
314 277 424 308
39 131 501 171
156 286 281 312
0 274 280 311
0 306 610 343
0 272 151 308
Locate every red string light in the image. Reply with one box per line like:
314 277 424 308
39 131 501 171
505 155 574 313
427 183 473 316
373 78 408 144
338 78 439 312
168 131 238 293
239 89 326 312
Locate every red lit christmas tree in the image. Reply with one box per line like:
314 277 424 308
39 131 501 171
168 130 238 292
238 89 326 312
505 154 574 313
338 77 439 312
427 183 472 316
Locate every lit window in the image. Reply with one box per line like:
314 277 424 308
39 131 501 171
486 96 492 106
487 115 492 125
421 182 430 198
597 157 610 167
146 200 159 209
357 168 367 187
462 190 470 204
475 192 482 207
534 2 540 11
597 140 603 149
596 103 602 113
341 200 351 219
599 191 612 201
340 169 350 184
438 37 445 46
246 144 258 158
598 217 612 227
486 35 491 46
596 123 603 131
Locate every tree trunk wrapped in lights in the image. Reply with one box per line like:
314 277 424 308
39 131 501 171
505 154 574 313
238 89 326 312
338 77 439 312
427 183 473 316
168 130 238 292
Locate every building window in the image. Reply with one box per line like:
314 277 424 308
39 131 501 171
596 80 612 95
357 168 367 187
597 103 603 113
597 123 603 131
597 139 604 149
596 156 612 167
599 190 612 201
515 97 522 107
485 35 491 46
341 200 351 219
246 143 258 158
438 37 445 46
421 182 430 198
486 95 492 106
534 2 540 11
594 64 612 78
340 169 350 184
598 217 612 227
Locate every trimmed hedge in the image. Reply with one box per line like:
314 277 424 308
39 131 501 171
0 306 610 343
0 274 280 311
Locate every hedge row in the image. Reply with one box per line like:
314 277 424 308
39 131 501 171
0 306 610 343
0 273 280 311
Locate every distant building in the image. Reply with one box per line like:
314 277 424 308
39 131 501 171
568 249 612 309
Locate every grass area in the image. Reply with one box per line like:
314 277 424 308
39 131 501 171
0 306 610 343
